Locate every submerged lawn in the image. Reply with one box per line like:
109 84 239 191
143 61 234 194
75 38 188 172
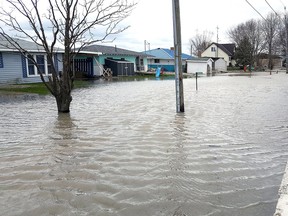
0 80 93 95
0 74 177 96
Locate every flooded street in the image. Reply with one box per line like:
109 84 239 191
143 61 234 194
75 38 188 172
1 73 288 216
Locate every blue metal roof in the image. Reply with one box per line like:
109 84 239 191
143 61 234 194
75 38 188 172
144 48 192 60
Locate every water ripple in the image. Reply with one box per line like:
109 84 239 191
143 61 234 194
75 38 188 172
1 74 288 215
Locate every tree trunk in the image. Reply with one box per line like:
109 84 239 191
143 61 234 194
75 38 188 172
55 91 72 113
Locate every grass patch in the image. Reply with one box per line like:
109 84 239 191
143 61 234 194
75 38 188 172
0 83 49 95
227 66 242 71
0 80 93 95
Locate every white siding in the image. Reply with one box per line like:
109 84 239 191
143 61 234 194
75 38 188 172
57 54 63 72
187 61 208 75
201 45 230 66
187 59 213 75
215 59 227 72
148 59 174 66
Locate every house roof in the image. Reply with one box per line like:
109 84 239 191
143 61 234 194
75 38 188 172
144 48 192 60
0 35 63 52
187 56 214 63
218 43 235 56
80 44 147 57
207 43 235 56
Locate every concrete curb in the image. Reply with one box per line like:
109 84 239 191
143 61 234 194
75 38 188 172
274 162 288 216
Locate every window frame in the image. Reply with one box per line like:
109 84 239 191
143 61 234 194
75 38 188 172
0 52 3 68
26 53 52 77
27 54 36 76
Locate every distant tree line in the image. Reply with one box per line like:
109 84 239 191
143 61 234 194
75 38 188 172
189 12 287 70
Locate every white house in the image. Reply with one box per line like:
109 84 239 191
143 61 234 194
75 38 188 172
201 43 236 66
186 57 213 75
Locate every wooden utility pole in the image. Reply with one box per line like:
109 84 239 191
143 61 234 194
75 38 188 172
172 0 184 112
285 7 288 74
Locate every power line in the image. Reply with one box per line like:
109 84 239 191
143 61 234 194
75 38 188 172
279 0 286 8
245 0 267 21
265 0 278 15
265 0 286 22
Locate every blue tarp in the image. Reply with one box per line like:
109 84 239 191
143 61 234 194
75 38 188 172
156 67 161 78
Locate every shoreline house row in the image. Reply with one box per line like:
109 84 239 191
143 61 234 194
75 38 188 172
0 36 149 84
0 36 235 84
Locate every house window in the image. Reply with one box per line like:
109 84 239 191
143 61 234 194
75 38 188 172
27 55 35 75
211 47 216 52
0 52 3 68
48 61 52 74
26 54 52 76
36 55 45 74
154 59 160 63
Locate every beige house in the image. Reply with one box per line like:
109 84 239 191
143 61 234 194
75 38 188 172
201 43 236 66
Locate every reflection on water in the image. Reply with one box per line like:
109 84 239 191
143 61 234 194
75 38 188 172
51 113 77 145
1 73 288 216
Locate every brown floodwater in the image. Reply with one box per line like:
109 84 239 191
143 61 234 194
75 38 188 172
1 73 288 216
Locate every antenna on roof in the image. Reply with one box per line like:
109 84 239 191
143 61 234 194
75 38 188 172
144 40 150 54
216 26 219 58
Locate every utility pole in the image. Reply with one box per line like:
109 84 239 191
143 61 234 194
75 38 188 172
285 6 288 73
172 0 184 112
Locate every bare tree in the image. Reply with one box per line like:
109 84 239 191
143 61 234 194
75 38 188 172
188 31 213 57
261 13 281 69
279 13 288 69
0 0 136 113
245 19 266 65
227 23 245 46
228 19 265 66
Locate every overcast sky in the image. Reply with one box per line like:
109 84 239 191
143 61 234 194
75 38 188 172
103 0 287 54
0 0 286 54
